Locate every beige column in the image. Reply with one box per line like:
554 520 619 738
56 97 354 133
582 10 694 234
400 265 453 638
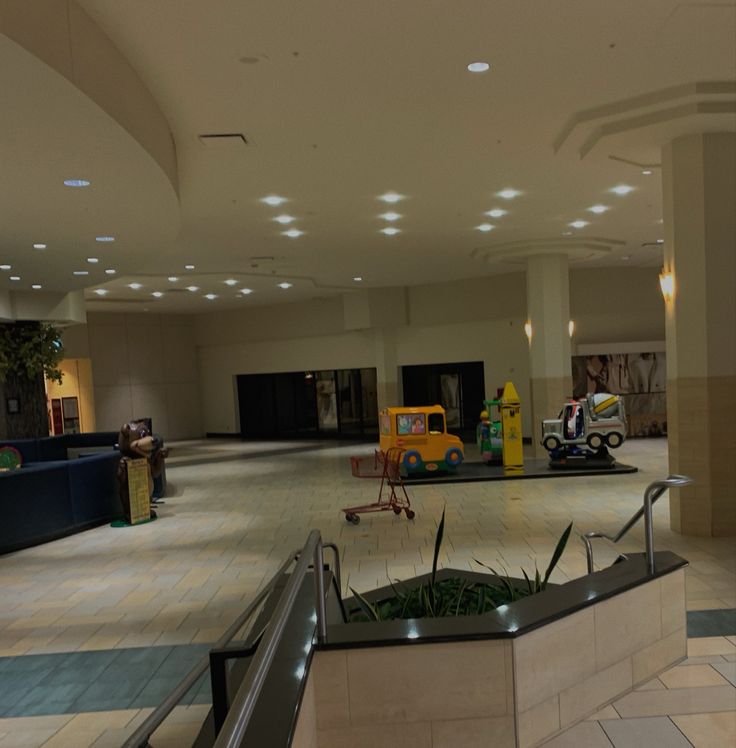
662 132 736 536
373 328 400 410
526 254 573 457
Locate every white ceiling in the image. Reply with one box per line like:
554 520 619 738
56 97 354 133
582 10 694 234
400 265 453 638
2 0 735 313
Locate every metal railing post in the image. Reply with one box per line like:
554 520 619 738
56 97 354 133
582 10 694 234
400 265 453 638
314 540 328 644
580 474 693 574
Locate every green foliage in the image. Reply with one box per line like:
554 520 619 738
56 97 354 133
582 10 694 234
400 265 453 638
0 322 64 384
348 511 573 623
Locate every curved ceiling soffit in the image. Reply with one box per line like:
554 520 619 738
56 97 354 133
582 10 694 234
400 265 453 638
471 237 626 266
0 0 178 196
554 81 736 160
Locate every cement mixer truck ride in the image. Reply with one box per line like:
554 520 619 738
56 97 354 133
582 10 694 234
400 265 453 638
541 393 627 453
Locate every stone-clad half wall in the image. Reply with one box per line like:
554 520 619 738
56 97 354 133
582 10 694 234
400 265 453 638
291 567 685 748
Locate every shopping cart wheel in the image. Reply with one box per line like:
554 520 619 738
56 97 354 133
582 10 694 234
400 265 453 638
345 513 360 525
393 507 402 515
405 509 415 520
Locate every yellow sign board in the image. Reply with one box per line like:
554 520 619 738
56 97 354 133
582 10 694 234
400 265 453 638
126 458 151 525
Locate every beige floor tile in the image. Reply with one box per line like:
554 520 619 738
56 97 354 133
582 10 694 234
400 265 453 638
0 728 60 747
660 664 731 689
613 685 736 718
688 637 736 657
540 720 612 747
635 677 666 691
671 710 736 748
585 705 620 720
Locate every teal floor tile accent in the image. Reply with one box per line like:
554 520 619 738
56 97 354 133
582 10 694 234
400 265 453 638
687 608 736 637
0 643 215 718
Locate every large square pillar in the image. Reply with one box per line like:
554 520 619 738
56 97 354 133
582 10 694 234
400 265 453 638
662 132 736 536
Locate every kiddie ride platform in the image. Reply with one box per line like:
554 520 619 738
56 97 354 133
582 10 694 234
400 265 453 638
400 451 637 486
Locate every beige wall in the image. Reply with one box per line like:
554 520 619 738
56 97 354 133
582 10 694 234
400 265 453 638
62 312 201 439
195 267 664 437
45 358 96 433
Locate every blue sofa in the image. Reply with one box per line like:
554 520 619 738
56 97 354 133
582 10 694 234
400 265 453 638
0 433 122 555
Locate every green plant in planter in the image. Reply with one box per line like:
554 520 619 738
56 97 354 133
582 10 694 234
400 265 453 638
349 509 573 622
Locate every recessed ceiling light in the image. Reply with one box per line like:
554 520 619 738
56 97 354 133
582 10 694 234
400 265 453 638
261 195 287 206
377 192 405 203
240 288 253 295
9 275 20 281
467 61 490 73
610 184 635 195
33 243 47 249
569 220 589 229
273 215 296 224
105 269 117 275
128 282 142 290
186 285 200 292
642 169 653 175
497 188 521 199
73 270 89 276
353 276 363 282
95 236 115 242
87 257 99 263
94 289 109 296
185 264 195 270
587 205 609 214
380 227 401 236
64 179 90 187
656 238 664 244
151 291 163 298
282 229 304 238
31 284 42 290
167 276 179 282
379 212 402 221
0 264 11 270
224 279 238 286
204 293 218 300
485 209 507 218
278 282 293 289
476 223 495 232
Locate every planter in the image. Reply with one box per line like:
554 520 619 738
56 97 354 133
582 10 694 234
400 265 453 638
293 553 687 748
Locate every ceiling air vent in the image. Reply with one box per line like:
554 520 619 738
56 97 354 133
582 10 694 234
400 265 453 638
198 133 248 148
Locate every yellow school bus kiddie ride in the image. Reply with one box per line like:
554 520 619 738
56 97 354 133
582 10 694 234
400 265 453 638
379 405 465 474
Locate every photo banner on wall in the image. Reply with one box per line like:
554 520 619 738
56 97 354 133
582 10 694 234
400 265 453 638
572 352 666 438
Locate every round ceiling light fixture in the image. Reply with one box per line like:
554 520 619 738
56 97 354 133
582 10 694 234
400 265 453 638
610 184 635 195
377 192 405 203
467 61 490 73
31 284 42 290
33 243 47 249
282 229 304 238
380 227 400 236
273 215 296 224
497 188 521 200
476 223 495 232
64 179 90 187
185 264 195 270
569 220 590 229
485 209 507 218
278 282 293 289
587 205 609 214
105 269 117 275
94 289 109 296
96 236 115 243
261 195 287 206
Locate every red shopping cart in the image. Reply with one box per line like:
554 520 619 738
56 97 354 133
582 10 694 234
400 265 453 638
343 447 414 524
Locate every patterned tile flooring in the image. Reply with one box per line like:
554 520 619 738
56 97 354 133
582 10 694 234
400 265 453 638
0 437 733 746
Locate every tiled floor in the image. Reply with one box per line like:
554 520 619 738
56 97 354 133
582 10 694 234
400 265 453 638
0 437 733 746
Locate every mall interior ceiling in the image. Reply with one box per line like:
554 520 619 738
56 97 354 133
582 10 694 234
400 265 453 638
1 1 734 313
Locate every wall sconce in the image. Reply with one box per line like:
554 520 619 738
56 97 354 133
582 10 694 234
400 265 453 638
568 320 575 338
659 269 674 302
524 321 532 343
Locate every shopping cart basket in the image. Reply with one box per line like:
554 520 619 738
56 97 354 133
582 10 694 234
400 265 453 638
343 447 414 524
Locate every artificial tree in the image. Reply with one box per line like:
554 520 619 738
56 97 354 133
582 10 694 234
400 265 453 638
0 322 64 439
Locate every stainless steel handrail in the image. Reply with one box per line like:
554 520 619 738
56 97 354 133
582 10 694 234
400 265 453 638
582 474 693 574
122 551 298 748
213 529 327 748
